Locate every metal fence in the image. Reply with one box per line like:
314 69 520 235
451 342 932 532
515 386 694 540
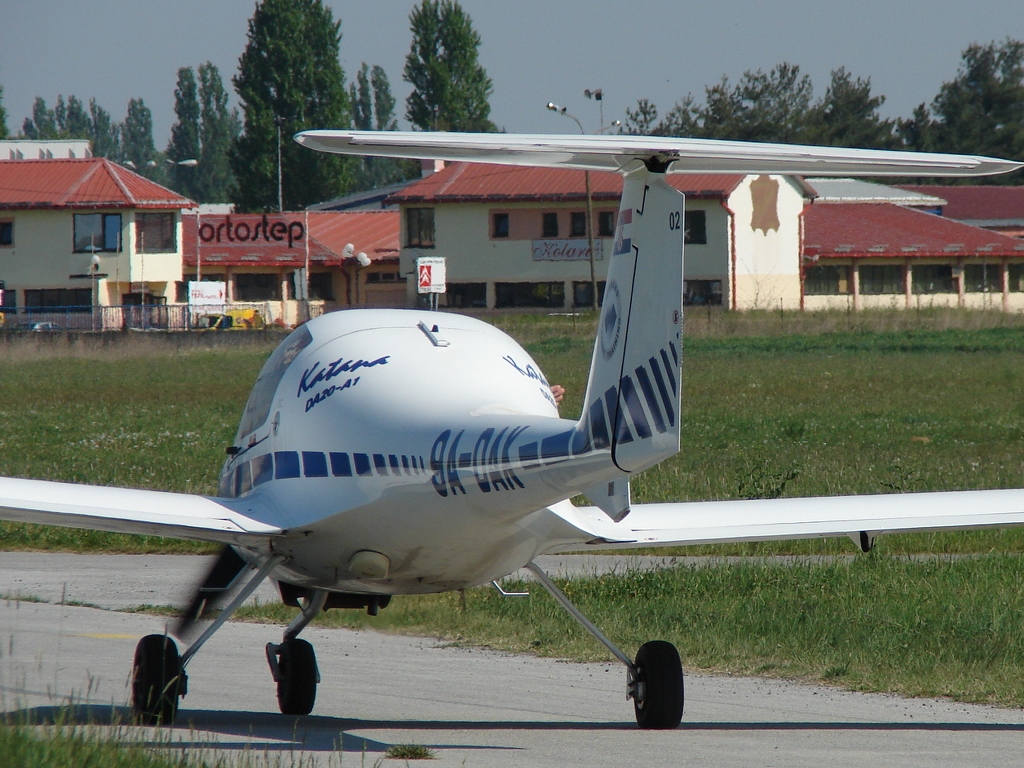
1 303 280 332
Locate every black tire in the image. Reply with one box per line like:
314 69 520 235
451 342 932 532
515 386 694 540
633 640 684 730
131 634 184 725
276 638 318 715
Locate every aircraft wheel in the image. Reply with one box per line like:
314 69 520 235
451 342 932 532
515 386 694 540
276 638 318 715
132 634 185 725
632 640 684 730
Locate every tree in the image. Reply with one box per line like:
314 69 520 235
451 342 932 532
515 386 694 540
89 99 120 159
167 64 240 202
233 0 353 212
623 64 814 141
621 96 701 137
928 39 1024 167
897 102 933 151
21 94 120 159
703 63 813 142
621 98 660 135
22 97 58 139
350 63 374 132
348 63 414 190
404 0 495 131
657 96 702 137
198 62 241 202
0 84 7 139
803 68 896 149
121 98 164 182
371 65 398 133
168 67 202 199
54 95 91 138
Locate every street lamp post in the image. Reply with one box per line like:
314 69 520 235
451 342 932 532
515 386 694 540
274 115 295 213
546 102 599 311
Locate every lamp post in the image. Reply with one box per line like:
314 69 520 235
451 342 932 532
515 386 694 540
168 159 200 286
547 102 599 311
584 88 605 133
274 115 295 213
68 235 108 331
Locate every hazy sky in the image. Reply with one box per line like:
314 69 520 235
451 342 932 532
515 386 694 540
4 0 1024 146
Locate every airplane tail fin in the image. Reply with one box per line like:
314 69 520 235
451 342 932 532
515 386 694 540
578 164 685 478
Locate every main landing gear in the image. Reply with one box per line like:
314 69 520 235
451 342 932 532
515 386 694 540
131 554 287 725
525 562 684 730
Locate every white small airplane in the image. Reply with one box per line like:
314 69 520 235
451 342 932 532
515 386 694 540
1 131 1022 730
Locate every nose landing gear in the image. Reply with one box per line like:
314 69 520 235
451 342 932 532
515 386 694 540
265 589 327 716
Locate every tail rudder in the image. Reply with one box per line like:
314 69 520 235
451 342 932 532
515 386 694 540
579 164 684 475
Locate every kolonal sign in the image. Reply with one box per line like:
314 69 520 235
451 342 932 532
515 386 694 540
188 281 227 306
531 239 603 262
416 257 446 294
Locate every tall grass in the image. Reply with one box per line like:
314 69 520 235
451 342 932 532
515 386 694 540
3 311 1024 554
1 719 201 768
0 336 277 552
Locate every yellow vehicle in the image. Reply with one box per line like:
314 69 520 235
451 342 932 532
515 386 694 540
195 308 265 331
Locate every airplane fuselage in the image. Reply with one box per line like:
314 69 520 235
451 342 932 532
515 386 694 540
218 309 615 594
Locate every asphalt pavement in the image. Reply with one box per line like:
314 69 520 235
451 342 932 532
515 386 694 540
1 553 1023 767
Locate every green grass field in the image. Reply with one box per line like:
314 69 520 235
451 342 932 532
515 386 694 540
4 311 1024 708
3 311 1024 555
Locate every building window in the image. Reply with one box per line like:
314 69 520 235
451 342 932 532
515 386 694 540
495 281 564 308
683 280 722 306
136 212 176 253
860 265 902 294
24 288 92 311
446 283 487 308
684 210 707 245
803 265 850 295
570 212 587 237
365 271 405 284
235 272 281 301
598 211 615 237
74 213 121 252
912 264 954 294
964 263 1000 292
573 280 606 308
542 212 559 238
309 272 334 300
492 212 509 238
1009 264 1024 292
406 208 435 248
0 221 13 247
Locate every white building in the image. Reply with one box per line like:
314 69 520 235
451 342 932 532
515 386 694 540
388 163 812 310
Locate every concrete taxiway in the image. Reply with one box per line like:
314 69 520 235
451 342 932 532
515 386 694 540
1 553 1023 767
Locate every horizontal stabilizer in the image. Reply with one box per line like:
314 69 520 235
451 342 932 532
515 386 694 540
551 488 1024 550
295 130 1022 177
0 477 283 544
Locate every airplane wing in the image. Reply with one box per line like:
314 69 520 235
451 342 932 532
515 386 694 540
0 476 283 545
551 489 1024 551
295 130 1022 177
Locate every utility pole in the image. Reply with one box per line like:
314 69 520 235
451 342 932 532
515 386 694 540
546 102 599 311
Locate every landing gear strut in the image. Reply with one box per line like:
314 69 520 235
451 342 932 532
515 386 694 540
129 554 285 725
525 562 684 730
266 589 326 716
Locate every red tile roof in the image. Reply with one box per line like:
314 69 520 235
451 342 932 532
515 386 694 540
182 210 399 268
0 158 192 209
804 203 1024 260
899 185 1024 222
388 162 744 204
